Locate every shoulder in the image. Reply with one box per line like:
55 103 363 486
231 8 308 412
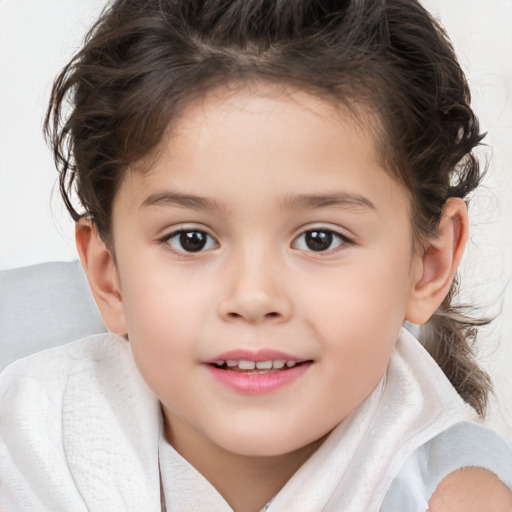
382 422 512 511
429 467 512 512
0 332 146 466
0 333 161 511
0 333 128 410
1 332 127 379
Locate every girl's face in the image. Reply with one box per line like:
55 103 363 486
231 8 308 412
110 85 423 458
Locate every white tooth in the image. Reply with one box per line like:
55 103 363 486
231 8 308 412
286 361 296 368
216 360 225 366
256 360 273 370
226 360 238 367
238 360 256 370
273 360 286 369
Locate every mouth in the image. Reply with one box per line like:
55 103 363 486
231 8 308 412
204 352 313 394
208 358 310 374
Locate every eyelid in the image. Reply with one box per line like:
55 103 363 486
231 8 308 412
292 223 355 242
291 225 354 253
158 222 216 239
158 225 220 255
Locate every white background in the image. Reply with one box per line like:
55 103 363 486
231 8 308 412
1 0 511 438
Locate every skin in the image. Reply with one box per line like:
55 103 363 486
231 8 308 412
430 467 512 512
76 84 511 511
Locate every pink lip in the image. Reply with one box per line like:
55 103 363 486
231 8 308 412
203 348 312 394
205 363 311 394
205 349 303 364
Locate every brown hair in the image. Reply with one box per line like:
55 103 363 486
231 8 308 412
45 0 491 415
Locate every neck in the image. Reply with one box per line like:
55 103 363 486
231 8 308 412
163 412 326 512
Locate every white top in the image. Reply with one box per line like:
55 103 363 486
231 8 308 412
1 329 511 511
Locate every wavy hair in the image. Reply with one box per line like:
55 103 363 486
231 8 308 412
45 0 491 415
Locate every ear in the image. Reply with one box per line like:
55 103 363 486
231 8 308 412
75 218 128 335
405 197 469 325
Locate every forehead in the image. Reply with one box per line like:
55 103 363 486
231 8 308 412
167 83 379 160
116 83 407 216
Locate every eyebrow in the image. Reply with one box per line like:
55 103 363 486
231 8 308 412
281 193 376 211
140 190 376 213
141 191 223 212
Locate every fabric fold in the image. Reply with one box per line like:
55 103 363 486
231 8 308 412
1 334 162 512
2 328 510 512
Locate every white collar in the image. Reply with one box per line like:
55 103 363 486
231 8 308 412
157 328 475 511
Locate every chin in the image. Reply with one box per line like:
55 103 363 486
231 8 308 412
212 427 324 459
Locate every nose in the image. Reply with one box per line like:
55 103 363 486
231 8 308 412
217 249 292 324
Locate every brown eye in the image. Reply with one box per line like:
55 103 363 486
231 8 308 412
305 231 333 251
293 229 345 252
166 230 218 253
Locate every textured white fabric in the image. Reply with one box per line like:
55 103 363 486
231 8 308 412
158 327 488 512
159 435 233 512
0 334 161 512
1 328 511 511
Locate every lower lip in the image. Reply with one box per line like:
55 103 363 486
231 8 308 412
205 363 311 394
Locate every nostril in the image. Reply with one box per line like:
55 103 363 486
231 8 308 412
219 294 290 322
225 311 280 321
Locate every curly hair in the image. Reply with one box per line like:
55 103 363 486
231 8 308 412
45 0 491 415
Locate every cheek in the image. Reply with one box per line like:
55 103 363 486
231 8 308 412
301 259 411 390
121 257 213 331
118 271 208 379
303 256 411 330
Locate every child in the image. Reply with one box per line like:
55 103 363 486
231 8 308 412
1 0 512 510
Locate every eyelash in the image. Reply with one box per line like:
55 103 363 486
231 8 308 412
159 227 352 255
291 229 351 254
160 229 218 254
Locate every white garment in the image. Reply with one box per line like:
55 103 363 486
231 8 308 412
1 329 511 511
1 335 162 512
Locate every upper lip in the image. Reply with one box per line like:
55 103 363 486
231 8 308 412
204 349 306 364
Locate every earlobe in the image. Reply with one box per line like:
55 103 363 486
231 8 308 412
405 198 469 325
75 219 128 335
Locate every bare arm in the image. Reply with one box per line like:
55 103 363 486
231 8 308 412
429 467 512 512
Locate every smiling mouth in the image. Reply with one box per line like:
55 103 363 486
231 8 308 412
209 359 310 373
206 357 313 393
